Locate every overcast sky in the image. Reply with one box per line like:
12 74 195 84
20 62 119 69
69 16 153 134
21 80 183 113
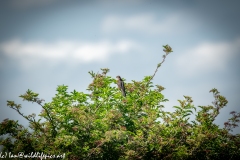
0 0 240 134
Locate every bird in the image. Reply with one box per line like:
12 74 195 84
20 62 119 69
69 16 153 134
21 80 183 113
116 76 126 97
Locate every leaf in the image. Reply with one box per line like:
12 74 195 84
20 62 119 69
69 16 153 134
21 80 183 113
184 109 193 114
182 113 191 118
173 106 182 111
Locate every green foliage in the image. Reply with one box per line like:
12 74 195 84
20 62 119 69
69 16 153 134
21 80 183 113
1 45 240 159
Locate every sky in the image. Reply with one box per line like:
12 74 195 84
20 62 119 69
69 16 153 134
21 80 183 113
0 0 240 134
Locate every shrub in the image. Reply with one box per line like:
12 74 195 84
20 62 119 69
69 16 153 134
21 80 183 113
1 45 239 159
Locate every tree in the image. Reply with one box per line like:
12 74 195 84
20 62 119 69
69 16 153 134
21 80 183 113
1 45 240 159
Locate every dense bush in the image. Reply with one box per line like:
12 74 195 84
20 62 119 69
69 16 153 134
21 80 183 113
1 45 239 159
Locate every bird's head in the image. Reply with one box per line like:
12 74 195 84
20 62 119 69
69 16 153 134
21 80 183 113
116 75 121 80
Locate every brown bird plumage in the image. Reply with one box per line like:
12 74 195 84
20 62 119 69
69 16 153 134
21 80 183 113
116 76 126 97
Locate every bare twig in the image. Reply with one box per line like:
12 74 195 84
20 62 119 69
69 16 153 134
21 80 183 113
147 45 173 84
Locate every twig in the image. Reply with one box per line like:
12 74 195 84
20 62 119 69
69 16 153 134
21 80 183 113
147 44 173 85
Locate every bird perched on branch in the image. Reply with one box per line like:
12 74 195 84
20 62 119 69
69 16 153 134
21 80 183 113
116 76 126 97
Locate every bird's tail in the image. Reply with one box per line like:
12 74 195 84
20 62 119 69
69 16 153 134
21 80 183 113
121 90 126 97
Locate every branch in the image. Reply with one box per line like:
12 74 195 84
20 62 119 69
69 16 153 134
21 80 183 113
147 45 173 84
7 102 47 138
39 103 57 138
